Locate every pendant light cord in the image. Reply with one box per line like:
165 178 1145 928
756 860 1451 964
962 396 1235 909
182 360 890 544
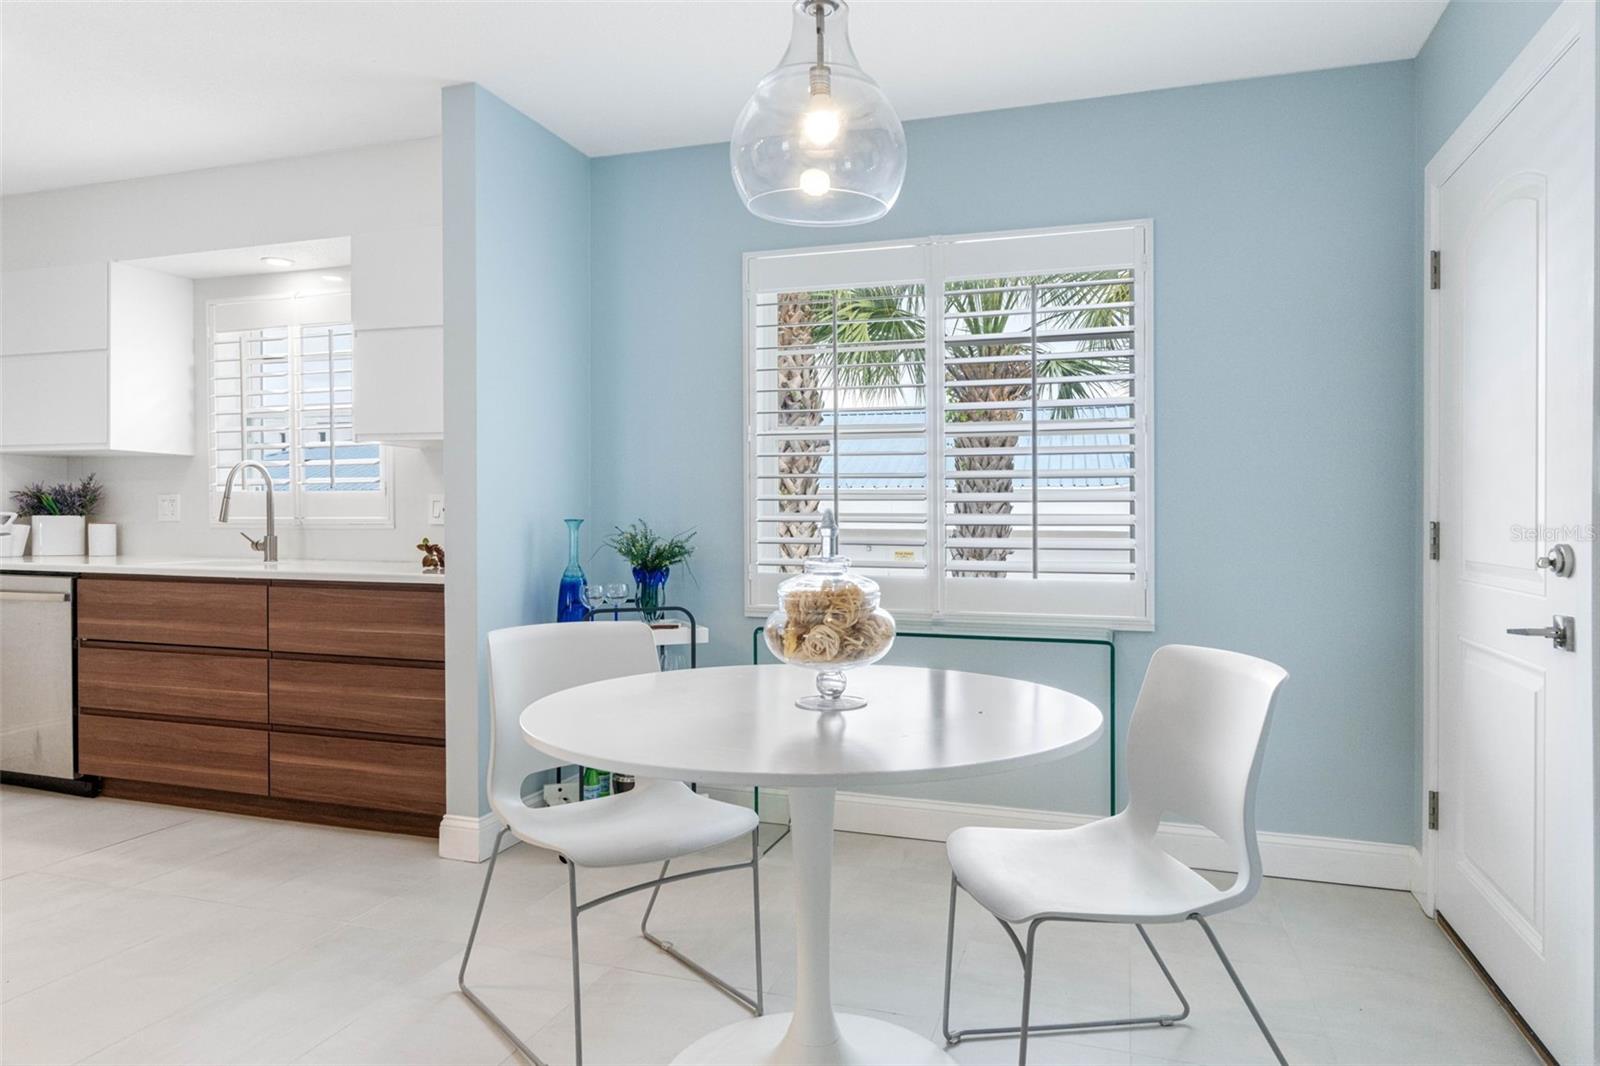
810 1 830 95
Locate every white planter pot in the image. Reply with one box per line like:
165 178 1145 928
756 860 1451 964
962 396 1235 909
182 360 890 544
87 523 118 557
31 515 86 556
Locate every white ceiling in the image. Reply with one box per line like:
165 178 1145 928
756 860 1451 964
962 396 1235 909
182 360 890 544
2 0 1446 196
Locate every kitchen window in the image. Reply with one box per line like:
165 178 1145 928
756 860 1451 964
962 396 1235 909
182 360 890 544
208 292 390 524
744 221 1153 628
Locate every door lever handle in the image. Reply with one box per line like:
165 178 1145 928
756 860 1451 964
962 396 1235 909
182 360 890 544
1507 615 1575 651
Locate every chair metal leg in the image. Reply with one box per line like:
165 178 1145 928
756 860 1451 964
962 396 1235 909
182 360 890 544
569 862 584 1066
638 836 765 1015
1193 915 1288 1066
750 827 766 1015
1018 920 1040 1065
942 879 1192 1055
463 830 766 1065
458 828 550 1066
940 875 959 1045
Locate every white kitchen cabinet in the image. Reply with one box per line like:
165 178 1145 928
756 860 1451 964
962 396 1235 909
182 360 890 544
352 226 442 330
351 226 442 444
1 262 193 455
350 327 443 442
1 263 109 356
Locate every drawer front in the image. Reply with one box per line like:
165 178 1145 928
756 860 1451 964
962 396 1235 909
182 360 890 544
268 585 443 661
78 578 267 650
80 646 268 724
79 713 268 795
269 733 444 814
270 659 444 740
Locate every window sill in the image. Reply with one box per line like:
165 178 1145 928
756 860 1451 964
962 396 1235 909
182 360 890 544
744 605 1150 636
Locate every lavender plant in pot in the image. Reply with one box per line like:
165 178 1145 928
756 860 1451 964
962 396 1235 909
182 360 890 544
604 520 695 623
11 475 103 557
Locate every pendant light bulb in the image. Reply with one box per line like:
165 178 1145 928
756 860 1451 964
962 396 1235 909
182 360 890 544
802 96 842 146
730 0 906 226
799 168 832 197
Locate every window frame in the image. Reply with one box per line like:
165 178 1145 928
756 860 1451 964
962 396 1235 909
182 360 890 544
206 293 394 530
743 220 1154 631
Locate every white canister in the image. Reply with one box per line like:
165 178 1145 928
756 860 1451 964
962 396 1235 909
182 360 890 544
30 515 87 556
87 523 118 557
0 513 27 558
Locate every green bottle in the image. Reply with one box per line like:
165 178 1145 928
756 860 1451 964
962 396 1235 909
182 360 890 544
581 766 611 801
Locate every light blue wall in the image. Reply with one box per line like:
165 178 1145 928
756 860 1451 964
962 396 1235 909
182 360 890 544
441 3 1573 842
1416 0 1562 162
589 63 1421 844
443 84 592 816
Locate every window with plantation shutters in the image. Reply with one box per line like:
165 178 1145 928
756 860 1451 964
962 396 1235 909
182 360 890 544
209 292 390 525
745 222 1152 628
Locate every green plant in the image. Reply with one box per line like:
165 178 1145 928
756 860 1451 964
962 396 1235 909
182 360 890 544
10 474 103 517
605 520 696 573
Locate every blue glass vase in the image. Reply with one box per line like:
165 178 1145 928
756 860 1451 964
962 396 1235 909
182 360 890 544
633 566 669 623
557 518 589 622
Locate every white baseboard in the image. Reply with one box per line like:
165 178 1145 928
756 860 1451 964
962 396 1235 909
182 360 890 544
437 807 531 863
712 786 1423 894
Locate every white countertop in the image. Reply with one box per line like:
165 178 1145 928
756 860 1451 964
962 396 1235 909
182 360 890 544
0 554 444 585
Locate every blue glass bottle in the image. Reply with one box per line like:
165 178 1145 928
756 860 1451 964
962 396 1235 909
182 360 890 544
556 518 589 622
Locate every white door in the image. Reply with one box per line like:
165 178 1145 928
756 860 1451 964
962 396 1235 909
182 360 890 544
1433 10 1594 1063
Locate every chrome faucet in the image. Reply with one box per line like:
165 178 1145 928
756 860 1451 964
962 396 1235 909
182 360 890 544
218 461 279 562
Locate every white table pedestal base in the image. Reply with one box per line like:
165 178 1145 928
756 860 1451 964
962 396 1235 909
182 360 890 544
671 786 954 1066
671 1012 953 1065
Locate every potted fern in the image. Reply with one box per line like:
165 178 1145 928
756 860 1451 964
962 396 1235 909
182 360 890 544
605 520 695 622
11 475 103 556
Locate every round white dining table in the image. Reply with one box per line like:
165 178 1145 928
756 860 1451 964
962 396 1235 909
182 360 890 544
520 663 1103 1066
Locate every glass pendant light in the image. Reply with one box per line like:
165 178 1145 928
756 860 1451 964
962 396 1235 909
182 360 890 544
731 0 906 227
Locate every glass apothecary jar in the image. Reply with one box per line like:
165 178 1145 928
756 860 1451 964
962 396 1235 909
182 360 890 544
764 518 895 710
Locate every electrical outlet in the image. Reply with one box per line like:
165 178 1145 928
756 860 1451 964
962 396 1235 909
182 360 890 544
427 494 446 525
542 779 580 806
156 494 181 522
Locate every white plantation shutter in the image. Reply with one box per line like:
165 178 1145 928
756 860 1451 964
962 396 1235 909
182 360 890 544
211 324 294 492
746 245 935 614
745 222 1152 628
209 293 390 524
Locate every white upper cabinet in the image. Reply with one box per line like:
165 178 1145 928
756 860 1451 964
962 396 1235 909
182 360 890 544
352 226 443 330
351 225 443 443
1 262 193 455
2 263 110 356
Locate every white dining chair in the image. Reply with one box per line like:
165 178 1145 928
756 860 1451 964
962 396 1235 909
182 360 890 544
460 621 764 1066
941 644 1290 1066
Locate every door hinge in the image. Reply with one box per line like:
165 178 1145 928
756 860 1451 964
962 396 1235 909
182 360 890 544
1428 520 1440 561
1427 790 1440 830
1429 250 1441 290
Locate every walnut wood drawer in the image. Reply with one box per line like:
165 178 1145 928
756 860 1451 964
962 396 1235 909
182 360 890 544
268 585 444 661
79 713 268 795
269 659 444 740
79 646 268 725
269 733 444 814
78 578 268 650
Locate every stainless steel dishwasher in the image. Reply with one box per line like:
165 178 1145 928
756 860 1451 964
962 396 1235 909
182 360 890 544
0 573 96 794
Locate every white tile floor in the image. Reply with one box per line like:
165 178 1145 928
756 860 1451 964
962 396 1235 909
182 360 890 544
0 786 1539 1066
